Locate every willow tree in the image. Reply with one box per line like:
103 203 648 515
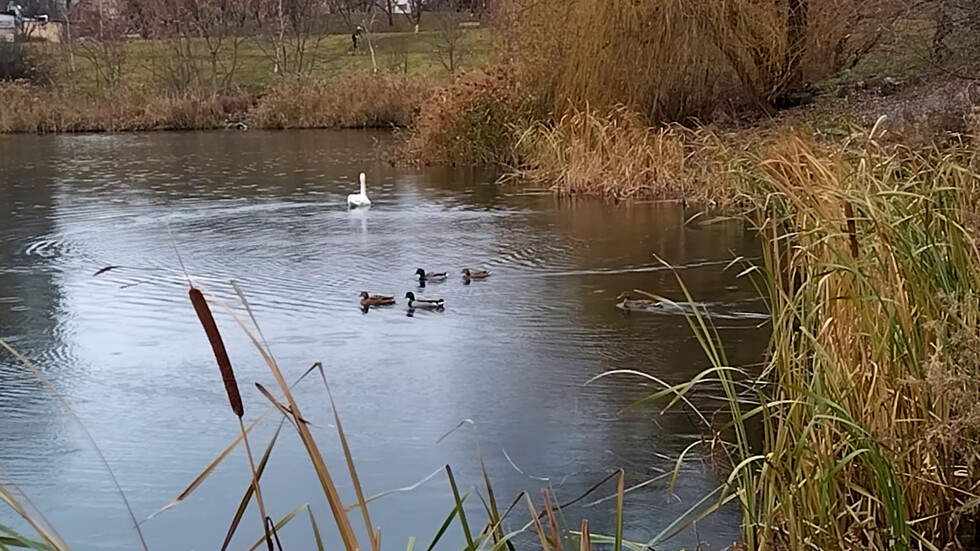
501 0 895 121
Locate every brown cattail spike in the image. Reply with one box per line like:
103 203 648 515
189 287 244 418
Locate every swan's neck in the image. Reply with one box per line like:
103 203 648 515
360 181 366 195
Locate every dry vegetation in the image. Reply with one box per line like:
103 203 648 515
0 0 492 133
6 1 980 550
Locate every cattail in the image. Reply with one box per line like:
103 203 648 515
189 286 243 418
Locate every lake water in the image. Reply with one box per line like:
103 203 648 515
0 130 767 550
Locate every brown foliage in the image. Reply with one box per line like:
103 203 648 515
495 0 904 122
250 73 434 129
402 67 543 165
0 73 433 132
0 82 238 132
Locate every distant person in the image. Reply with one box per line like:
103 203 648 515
351 25 364 51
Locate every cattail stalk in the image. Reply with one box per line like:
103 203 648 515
189 286 272 550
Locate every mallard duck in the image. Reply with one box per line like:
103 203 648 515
616 291 662 312
405 291 445 309
359 291 395 307
461 268 491 279
415 268 448 281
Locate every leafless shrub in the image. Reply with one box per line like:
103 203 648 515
254 0 334 77
72 0 128 89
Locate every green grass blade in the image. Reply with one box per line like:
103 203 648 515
220 418 285 551
306 505 324 551
614 470 624 551
246 503 307 551
0 523 51 551
446 466 475 550
425 490 469 551
315 363 379 551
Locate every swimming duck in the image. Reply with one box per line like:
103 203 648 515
347 173 371 208
405 291 445 309
461 268 491 279
616 291 662 312
359 291 395 307
415 268 448 281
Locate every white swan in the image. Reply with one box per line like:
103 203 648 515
347 173 371 208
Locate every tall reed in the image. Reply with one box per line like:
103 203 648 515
631 128 980 549
188 285 272 549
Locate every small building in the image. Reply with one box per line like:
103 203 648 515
22 17 62 42
392 0 412 14
0 12 15 42
0 5 61 43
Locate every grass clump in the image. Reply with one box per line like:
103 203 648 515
402 67 543 166
622 127 980 550
741 133 980 549
509 105 749 202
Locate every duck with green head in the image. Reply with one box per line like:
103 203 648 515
415 268 448 282
405 291 445 310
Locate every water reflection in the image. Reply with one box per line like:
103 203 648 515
0 130 766 551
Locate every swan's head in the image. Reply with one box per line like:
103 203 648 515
415 268 426 277
359 172 366 194
461 269 470 276
405 291 416 300
359 291 369 298
616 291 633 300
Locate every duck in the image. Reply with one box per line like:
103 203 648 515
616 291 662 312
415 268 448 281
405 291 445 309
461 268 491 279
347 173 371 208
359 291 395 307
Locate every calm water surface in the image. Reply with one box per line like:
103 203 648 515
0 130 767 550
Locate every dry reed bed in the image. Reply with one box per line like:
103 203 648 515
250 74 434 129
0 74 435 133
625 129 980 550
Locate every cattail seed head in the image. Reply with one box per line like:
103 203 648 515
189 287 244 418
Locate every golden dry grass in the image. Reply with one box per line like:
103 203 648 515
497 0 901 122
613 127 980 550
249 73 434 129
0 73 436 133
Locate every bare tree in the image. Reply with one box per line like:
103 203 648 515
255 0 333 76
400 0 423 29
928 0 980 71
326 0 371 29
73 0 128 88
145 0 248 92
380 0 393 26
428 0 470 79
356 5 380 72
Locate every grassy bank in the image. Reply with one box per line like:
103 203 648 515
0 26 490 133
0 73 435 133
618 130 980 550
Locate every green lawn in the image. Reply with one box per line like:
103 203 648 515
39 27 493 90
